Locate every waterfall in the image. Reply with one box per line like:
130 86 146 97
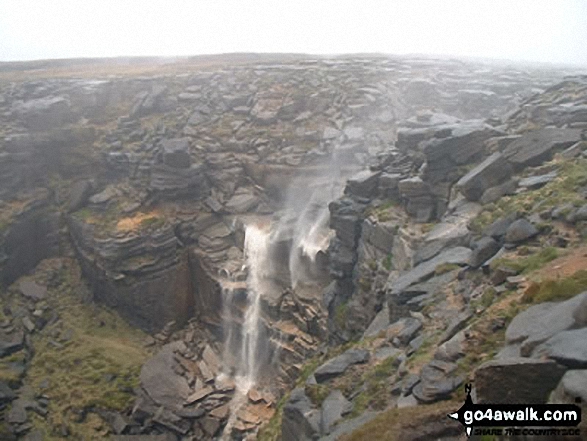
234 224 271 393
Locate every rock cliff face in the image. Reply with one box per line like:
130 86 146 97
0 55 585 440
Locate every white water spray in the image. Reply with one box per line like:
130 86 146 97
234 224 271 393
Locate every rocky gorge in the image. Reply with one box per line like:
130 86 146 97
0 54 586 440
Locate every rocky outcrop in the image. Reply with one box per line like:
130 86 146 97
67 218 194 333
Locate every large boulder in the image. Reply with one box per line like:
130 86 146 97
344 170 381 199
139 342 191 411
474 358 566 404
469 236 500 268
282 388 321 441
455 152 513 201
320 390 352 434
503 128 582 170
387 247 472 298
504 218 538 244
504 292 587 356
412 360 462 403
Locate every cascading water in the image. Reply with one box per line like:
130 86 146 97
234 224 271 393
220 224 272 439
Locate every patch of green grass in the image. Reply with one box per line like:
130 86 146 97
470 158 587 233
341 400 459 441
382 254 393 271
139 216 165 230
305 384 330 406
350 356 399 417
522 270 587 304
335 302 349 329
26 261 149 440
257 393 289 441
296 356 322 387
434 263 461 276
490 247 559 274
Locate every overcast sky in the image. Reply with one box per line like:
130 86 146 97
0 0 586 65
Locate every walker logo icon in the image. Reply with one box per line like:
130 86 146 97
448 384 582 438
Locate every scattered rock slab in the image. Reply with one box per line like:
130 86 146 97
505 292 587 356
19 280 47 301
503 128 582 170
320 390 352 434
140 342 191 411
412 360 462 403
314 348 369 383
455 152 512 201
387 247 472 297
535 328 587 368
504 218 538 244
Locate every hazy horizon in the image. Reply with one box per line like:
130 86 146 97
1 0 586 66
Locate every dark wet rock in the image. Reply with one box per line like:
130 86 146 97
139 342 191 411
0 192 60 287
314 348 369 383
412 360 462 403
469 237 500 268
535 328 587 368
505 292 587 356
160 138 191 169
504 218 538 244
503 128 582 170
344 170 381 199
455 152 513 201
475 358 566 404
320 390 352 434
282 388 321 441
0 330 24 358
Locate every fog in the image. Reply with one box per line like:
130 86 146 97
0 0 586 66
